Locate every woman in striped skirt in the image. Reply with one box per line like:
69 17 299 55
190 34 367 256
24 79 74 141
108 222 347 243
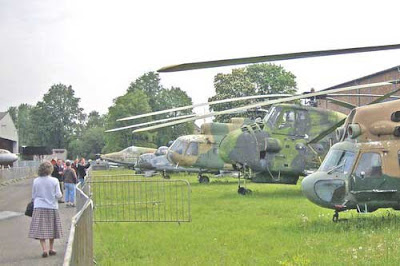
29 161 63 258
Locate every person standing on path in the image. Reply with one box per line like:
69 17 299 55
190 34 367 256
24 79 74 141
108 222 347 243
63 160 77 207
52 159 65 203
77 158 90 184
28 161 63 258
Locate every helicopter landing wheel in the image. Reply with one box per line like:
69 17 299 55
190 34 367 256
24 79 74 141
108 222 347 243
332 211 339 222
238 186 252 195
199 175 210 184
162 171 170 179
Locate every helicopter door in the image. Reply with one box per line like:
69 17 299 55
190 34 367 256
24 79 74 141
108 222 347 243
350 152 388 200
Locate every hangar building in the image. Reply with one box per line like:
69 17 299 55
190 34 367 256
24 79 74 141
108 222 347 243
0 112 18 153
317 65 400 114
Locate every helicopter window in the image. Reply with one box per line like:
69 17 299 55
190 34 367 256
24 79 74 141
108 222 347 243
170 140 186 155
265 107 281 127
320 149 355 174
185 142 199 156
278 110 296 129
355 153 382 179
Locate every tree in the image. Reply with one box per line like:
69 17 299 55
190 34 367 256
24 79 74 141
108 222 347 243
209 64 297 122
29 84 85 148
127 72 163 111
87 111 105 129
7 104 35 146
154 87 194 146
103 89 156 153
122 72 194 147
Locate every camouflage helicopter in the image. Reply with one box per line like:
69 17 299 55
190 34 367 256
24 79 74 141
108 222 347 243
109 94 291 183
111 44 400 190
136 146 212 179
301 98 400 221
100 145 157 167
132 81 399 193
145 43 400 193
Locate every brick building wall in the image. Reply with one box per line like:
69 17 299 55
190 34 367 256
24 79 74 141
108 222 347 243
317 66 400 114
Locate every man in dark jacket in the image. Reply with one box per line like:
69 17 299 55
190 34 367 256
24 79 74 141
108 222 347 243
77 158 90 184
52 159 65 203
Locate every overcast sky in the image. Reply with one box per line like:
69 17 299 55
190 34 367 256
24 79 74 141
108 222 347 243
1 0 400 116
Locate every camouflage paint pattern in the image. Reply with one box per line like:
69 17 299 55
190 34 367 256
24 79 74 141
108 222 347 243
302 100 400 212
167 118 249 171
219 104 346 184
100 146 157 166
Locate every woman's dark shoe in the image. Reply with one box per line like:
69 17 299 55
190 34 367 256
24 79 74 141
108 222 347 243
42 252 48 258
49 250 57 256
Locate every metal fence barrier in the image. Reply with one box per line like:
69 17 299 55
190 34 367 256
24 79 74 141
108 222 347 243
90 178 191 223
63 182 94 266
0 166 38 184
63 170 191 265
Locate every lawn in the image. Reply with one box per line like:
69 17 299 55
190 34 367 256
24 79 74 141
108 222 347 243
92 169 400 265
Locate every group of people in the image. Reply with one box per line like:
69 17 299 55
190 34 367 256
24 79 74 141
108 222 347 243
50 158 90 206
28 158 90 258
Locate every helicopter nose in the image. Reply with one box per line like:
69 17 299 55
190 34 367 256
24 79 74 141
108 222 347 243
166 150 175 164
302 173 346 209
301 174 322 206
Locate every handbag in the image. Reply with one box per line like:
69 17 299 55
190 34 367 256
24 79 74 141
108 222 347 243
25 201 34 217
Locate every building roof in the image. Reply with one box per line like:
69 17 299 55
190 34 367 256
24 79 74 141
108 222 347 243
323 65 400 91
0 112 7 121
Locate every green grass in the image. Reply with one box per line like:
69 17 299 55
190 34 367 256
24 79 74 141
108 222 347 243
92 169 400 265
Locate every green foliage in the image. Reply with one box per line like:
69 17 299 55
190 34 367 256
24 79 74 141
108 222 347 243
109 72 194 149
28 84 85 148
154 87 194 146
87 111 106 129
209 63 297 122
68 126 105 159
7 104 34 146
104 90 155 153
93 171 400 265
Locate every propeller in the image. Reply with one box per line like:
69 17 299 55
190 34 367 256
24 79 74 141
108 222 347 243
117 94 292 122
158 44 400 72
132 80 399 133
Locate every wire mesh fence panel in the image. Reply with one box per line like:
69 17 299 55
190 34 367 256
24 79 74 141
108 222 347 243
89 179 191 223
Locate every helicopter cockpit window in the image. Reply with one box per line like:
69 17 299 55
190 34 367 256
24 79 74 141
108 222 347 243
320 149 355 174
355 153 382 179
264 107 281 128
278 110 296 129
169 140 186 155
185 142 199 156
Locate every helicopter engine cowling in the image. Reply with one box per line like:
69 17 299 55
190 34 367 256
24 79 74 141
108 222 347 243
265 138 282 152
348 123 362 139
336 126 345 141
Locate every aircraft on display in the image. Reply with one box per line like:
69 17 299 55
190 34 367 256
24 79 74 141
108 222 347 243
135 146 205 179
301 99 400 221
100 146 157 167
0 149 18 166
110 44 400 193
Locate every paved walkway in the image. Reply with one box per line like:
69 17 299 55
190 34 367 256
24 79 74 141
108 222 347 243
0 178 75 265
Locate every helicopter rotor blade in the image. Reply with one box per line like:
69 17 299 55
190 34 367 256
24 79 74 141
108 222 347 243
326 98 357 110
133 80 399 133
105 114 197 133
158 44 400 72
307 118 346 144
117 94 292 122
368 87 400 104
